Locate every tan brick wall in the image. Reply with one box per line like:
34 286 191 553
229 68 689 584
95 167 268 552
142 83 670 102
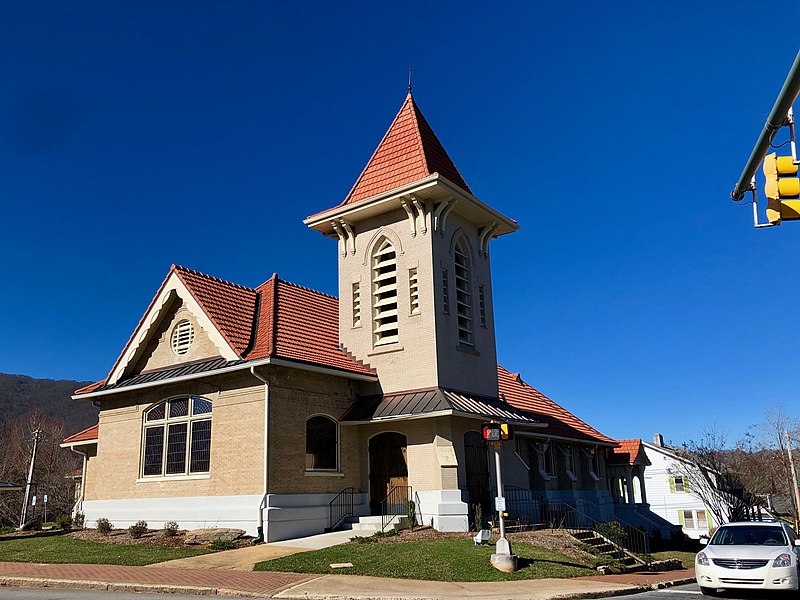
132 299 222 374
87 371 265 501
336 208 499 398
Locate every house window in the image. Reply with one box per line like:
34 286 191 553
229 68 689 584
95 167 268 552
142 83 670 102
697 510 708 529
681 509 695 529
454 239 473 346
372 239 398 346
305 415 338 471
442 268 450 314
352 282 361 327
543 443 555 476
170 320 195 355
478 284 487 327
409 268 420 315
142 396 212 477
671 475 689 493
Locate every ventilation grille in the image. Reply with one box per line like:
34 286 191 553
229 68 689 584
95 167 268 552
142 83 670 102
352 282 361 327
373 240 398 345
409 268 420 315
454 242 473 346
171 320 195 355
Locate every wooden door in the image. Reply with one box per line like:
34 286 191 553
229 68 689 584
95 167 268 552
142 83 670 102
368 432 408 515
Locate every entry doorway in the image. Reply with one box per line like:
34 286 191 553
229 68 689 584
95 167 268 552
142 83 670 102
368 432 408 515
464 431 491 526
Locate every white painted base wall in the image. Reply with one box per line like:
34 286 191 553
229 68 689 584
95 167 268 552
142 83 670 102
264 492 369 542
414 490 469 532
81 495 263 536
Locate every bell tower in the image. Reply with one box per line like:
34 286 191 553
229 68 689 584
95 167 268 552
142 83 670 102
305 93 517 397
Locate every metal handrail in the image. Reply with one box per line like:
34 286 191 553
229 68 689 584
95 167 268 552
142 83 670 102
328 487 355 531
552 502 650 562
380 485 412 532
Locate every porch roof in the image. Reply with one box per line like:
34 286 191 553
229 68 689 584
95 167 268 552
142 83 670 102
0 481 23 492
340 387 545 426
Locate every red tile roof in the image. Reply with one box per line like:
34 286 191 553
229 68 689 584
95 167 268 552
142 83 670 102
174 265 259 356
75 267 374 396
63 423 99 444
608 439 644 465
310 93 471 218
497 365 615 444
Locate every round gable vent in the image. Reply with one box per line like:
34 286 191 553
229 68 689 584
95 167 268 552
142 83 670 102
171 320 195 355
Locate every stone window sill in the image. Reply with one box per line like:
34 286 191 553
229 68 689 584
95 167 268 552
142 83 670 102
304 470 345 477
137 473 210 483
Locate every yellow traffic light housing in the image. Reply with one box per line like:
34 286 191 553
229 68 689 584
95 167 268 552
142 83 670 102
763 152 800 224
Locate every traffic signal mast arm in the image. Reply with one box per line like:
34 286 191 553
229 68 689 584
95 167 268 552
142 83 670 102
731 50 800 202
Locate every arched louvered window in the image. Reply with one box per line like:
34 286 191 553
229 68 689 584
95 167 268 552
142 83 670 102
372 238 399 345
454 238 473 346
305 415 338 470
142 396 212 477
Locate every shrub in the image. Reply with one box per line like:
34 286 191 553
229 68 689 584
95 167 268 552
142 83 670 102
472 503 483 532
210 539 234 551
73 512 85 529
406 500 416 530
96 517 113 535
128 520 148 539
54 515 73 530
163 521 179 537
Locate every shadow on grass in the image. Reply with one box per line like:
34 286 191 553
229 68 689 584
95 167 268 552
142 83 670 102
516 557 591 570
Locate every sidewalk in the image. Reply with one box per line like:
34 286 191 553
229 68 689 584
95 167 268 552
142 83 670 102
0 560 695 599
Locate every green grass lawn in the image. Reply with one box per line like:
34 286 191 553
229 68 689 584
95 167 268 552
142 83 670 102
651 550 697 569
0 535 211 566
255 539 598 581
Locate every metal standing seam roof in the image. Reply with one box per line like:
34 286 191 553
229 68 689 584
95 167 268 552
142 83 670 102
0 481 24 491
341 387 542 425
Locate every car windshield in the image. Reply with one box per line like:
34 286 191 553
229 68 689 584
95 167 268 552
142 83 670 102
710 525 787 546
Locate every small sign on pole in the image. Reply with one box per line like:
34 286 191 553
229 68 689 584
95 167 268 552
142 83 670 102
495 496 506 512
31 496 36 506
43 495 48 504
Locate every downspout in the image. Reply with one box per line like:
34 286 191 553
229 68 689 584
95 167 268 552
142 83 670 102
250 366 270 543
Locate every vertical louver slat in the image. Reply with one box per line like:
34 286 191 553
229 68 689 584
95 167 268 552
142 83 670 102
373 239 398 345
442 268 450 314
454 240 473 346
409 268 419 315
352 282 361 327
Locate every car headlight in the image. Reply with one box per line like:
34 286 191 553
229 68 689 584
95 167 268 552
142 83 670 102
773 553 792 567
696 552 709 566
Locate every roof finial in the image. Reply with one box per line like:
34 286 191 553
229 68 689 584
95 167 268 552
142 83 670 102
408 66 413 94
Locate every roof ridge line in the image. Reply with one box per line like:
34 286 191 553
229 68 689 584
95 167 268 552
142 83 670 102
277 278 339 301
172 264 255 292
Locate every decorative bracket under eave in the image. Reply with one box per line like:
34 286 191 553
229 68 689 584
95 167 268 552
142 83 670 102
330 219 356 257
478 221 500 257
433 197 458 236
400 195 429 238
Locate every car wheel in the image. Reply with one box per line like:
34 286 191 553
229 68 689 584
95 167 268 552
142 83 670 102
699 587 720 596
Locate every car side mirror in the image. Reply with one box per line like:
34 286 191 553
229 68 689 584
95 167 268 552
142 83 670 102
700 537 709 546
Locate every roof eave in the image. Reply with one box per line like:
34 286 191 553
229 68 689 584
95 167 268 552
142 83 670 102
305 175 518 237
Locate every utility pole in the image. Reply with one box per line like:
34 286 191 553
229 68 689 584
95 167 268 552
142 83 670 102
19 429 41 530
785 430 800 532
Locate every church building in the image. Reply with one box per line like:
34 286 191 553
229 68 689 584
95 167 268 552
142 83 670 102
62 92 620 541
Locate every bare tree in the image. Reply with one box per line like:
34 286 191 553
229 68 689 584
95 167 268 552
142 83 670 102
0 411 79 527
670 428 760 526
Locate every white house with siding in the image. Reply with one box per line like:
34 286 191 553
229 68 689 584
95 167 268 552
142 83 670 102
641 434 718 539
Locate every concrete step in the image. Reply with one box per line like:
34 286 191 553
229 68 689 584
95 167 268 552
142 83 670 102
342 515 408 532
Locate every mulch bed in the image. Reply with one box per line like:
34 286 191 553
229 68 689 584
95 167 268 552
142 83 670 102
68 529 253 549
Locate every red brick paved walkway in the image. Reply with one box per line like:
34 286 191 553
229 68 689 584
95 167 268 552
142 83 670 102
578 567 695 586
0 562 315 596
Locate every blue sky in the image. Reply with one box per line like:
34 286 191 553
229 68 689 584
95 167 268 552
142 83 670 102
2 1 799 445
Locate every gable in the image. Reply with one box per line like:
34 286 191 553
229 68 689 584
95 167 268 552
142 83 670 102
128 296 225 375
107 269 242 385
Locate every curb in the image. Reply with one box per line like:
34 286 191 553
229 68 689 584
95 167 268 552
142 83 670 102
0 575 265 597
541 577 697 600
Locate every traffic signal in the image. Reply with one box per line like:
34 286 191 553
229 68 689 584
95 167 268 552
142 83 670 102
482 422 501 441
500 423 513 441
763 152 800 224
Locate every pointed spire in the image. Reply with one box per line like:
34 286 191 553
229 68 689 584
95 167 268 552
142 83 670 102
339 94 472 206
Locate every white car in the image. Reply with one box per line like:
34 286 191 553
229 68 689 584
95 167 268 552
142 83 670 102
695 520 800 595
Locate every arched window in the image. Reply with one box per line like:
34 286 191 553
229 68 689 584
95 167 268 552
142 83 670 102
142 396 212 477
372 238 398 346
305 415 338 471
454 238 473 346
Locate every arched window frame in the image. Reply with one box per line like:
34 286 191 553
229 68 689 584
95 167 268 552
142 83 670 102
305 414 339 473
140 396 212 479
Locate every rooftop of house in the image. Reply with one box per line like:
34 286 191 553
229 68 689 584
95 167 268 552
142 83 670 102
69 265 614 447
608 438 647 465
